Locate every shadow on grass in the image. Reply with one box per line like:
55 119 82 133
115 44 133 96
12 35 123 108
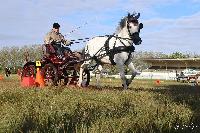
87 85 124 91
83 83 200 132
131 83 200 132
150 84 200 111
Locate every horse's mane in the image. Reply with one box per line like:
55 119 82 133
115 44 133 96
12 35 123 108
115 16 128 34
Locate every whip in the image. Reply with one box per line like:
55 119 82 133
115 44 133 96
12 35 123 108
64 22 88 36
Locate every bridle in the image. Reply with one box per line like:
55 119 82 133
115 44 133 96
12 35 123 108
102 19 141 66
126 19 140 41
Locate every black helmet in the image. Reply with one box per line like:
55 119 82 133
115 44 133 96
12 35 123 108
53 23 60 29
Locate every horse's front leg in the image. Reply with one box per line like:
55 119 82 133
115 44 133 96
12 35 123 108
117 64 128 89
126 62 137 86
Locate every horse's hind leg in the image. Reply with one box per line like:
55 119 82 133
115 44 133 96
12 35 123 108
94 65 103 88
78 61 90 87
126 62 137 86
78 63 85 87
117 64 128 89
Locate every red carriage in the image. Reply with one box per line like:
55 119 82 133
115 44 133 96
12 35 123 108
21 44 90 87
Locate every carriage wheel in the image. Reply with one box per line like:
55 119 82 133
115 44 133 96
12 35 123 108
21 62 36 79
81 68 90 87
66 68 90 87
64 77 69 85
42 63 58 86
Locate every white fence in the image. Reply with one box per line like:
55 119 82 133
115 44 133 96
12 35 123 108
101 72 177 80
135 72 176 80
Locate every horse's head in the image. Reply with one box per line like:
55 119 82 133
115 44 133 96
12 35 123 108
126 13 143 45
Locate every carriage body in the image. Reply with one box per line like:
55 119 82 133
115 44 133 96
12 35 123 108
21 44 90 87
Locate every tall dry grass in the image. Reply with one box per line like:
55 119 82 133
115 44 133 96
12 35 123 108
0 75 199 132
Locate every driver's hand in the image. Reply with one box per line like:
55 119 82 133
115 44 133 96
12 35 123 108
63 40 72 46
69 42 73 45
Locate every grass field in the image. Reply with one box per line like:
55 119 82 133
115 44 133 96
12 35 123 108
0 75 200 133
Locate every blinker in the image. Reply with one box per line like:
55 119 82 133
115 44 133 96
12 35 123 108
139 23 143 29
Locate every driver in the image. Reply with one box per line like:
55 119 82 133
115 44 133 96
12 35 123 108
44 23 72 58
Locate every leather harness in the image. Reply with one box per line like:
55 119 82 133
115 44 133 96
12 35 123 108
104 35 135 65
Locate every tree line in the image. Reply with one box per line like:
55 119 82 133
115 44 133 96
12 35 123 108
0 45 199 74
0 45 43 73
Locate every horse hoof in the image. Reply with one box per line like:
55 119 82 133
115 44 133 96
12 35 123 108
126 79 130 86
122 84 128 89
96 85 101 89
122 83 129 87
77 83 82 87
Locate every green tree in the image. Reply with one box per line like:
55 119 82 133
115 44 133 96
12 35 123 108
0 44 43 74
168 52 188 59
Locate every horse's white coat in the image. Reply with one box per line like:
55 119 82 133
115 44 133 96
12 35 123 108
79 14 142 89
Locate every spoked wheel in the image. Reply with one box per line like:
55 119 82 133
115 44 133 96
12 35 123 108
21 62 36 79
80 68 90 87
63 68 90 87
42 63 58 86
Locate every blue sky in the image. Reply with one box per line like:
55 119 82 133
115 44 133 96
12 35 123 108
0 0 200 54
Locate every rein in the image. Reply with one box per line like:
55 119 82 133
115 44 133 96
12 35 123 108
69 34 133 44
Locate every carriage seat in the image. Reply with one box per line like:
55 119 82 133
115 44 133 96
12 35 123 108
42 44 56 56
42 44 74 61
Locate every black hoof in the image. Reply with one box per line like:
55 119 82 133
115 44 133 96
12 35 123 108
126 79 130 86
122 84 129 87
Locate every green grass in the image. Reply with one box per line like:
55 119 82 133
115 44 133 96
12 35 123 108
0 75 200 132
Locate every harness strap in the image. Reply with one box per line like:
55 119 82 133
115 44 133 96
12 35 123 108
116 38 135 65
110 45 135 53
104 35 135 65
104 36 116 65
86 35 135 67
92 56 102 65
125 50 132 65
